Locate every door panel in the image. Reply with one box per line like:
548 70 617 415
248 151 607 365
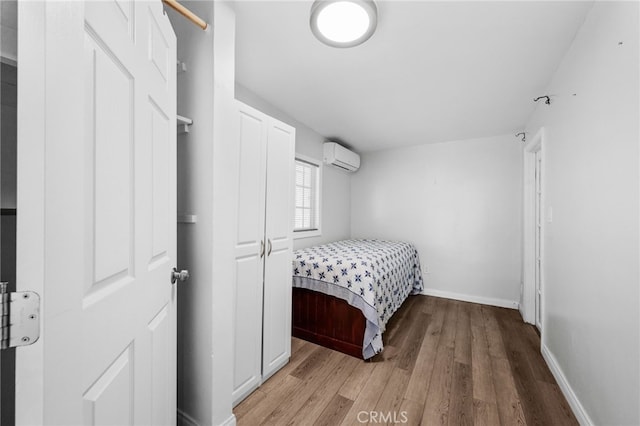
148 304 171 426
265 123 295 249
149 12 170 84
232 256 263 403
262 120 295 379
236 108 266 246
83 345 134 426
84 27 134 293
151 99 171 261
16 2 177 424
232 103 267 404
262 246 293 378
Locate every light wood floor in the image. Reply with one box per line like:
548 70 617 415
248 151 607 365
234 295 577 425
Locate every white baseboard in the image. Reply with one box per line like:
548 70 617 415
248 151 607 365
177 409 200 426
541 344 593 426
177 410 236 426
420 288 519 309
220 414 237 426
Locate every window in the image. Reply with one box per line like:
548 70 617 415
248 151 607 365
294 156 321 238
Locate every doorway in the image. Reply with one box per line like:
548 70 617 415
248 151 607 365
534 150 543 331
522 129 545 333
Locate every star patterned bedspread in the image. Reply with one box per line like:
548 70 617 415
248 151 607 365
292 239 423 359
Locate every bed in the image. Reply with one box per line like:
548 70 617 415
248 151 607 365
292 239 424 359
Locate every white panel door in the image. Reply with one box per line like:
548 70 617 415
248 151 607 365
262 119 295 379
15 2 177 425
232 102 267 405
534 151 543 331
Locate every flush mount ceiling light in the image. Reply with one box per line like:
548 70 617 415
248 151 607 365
310 0 378 48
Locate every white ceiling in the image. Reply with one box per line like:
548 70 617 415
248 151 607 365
234 0 593 152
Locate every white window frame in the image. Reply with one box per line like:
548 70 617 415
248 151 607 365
293 154 322 239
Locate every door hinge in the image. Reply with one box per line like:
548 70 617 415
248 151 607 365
0 282 40 350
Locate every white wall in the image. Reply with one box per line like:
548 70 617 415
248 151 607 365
168 2 237 425
351 135 522 307
524 2 639 425
235 84 351 250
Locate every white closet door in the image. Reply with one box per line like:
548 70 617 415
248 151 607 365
16 1 177 424
232 102 267 405
262 119 295 379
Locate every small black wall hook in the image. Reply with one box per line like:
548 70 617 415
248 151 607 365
533 95 551 105
515 132 526 142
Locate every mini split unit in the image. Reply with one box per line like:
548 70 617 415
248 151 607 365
323 142 360 172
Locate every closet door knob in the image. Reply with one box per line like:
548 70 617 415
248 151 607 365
267 239 272 256
171 267 190 284
260 240 265 258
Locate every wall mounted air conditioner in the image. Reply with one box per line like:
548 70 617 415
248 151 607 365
323 142 360 172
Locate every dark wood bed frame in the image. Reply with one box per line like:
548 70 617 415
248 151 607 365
292 287 366 359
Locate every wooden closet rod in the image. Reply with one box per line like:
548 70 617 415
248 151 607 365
163 0 208 30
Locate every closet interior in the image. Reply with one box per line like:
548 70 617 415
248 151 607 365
165 2 295 424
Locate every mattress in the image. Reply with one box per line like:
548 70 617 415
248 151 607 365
292 239 424 358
